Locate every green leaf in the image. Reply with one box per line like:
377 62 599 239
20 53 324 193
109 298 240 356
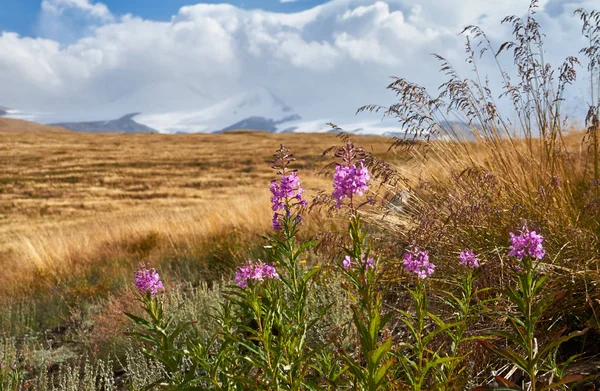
127 332 159 346
421 356 460 379
374 358 395 388
303 267 320 283
480 330 527 350
167 321 194 347
297 240 317 254
477 340 528 372
372 338 393 367
538 328 589 360
423 321 460 347
369 309 381 339
124 312 153 328
395 311 418 341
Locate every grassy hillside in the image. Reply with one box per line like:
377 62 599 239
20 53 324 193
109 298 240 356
0 117 68 133
0 127 395 295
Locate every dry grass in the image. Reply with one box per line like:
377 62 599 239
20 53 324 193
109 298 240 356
0 118 66 133
0 120 394 297
1 119 592 298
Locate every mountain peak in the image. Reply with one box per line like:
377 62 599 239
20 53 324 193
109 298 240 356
52 114 158 134
117 112 142 121
135 87 301 134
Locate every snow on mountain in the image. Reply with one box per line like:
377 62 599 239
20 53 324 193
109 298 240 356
135 87 300 134
0 106 50 122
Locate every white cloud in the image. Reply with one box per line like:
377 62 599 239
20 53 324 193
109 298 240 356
41 0 113 21
37 0 114 43
0 0 597 129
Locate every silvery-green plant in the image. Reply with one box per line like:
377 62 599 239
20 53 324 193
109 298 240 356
0 338 21 391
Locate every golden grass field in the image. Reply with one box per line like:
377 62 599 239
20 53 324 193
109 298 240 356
0 119 397 296
0 117 590 297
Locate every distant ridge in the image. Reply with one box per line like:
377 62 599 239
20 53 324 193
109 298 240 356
52 113 158 134
218 114 302 133
0 117 69 133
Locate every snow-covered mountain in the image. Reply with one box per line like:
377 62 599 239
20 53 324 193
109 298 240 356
2 87 416 136
135 88 300 134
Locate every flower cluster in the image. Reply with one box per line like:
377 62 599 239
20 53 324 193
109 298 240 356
459 249 480 268
343 253 375 270
508 227 545 260
270 172 307 230
332 161 370 208
134 265 164 296
403 247 436 279
234 260 280 289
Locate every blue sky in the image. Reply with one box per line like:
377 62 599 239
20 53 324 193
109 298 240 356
0 0 595 132
1 0 328 38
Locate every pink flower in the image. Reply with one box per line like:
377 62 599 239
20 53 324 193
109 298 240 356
234 260 279 288
403 247 435 279
342 253 375 270
270 172 307 230
509 227 545 260
361 254 375 270
342 255 353 269
332 161 370 208
459 249 480 268
134 265 164 296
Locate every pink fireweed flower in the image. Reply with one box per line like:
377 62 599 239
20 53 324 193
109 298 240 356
272 213 282 231
508 227 545 260
361 254 375 270
270 172 307 230
234 260 279 289
342 255 353 269
332 161 370 208
459 249 480 268
403 247 435 279
134 265 164 296
343 253 375 270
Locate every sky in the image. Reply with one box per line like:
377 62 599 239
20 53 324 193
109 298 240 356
0 0 330 37
0 0 598 131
